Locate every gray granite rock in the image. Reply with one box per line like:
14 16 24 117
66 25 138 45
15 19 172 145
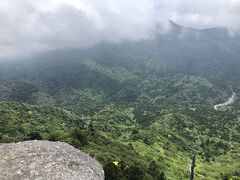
0 140 104 180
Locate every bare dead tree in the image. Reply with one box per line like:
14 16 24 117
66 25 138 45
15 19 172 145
190 154 196 180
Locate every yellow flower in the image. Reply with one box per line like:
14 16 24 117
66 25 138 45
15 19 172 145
113 161 119 167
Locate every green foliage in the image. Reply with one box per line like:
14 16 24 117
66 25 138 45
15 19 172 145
70 128 88 146
1 100 240 179
28 131 43 140
1 32 240 179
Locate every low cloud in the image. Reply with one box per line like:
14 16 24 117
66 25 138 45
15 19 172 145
0 0 240 59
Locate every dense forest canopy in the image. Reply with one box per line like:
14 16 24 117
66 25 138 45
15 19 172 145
1 20 240 180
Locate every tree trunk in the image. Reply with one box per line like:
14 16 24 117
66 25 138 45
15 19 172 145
190 154 196 180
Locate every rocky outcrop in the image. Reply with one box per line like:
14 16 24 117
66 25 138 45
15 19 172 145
0 140 104 180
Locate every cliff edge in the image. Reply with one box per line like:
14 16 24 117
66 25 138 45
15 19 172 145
0 140 104 180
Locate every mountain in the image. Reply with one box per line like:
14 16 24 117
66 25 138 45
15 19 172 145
0 22 240 179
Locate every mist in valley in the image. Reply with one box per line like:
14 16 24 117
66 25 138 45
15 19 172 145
1 1 240 179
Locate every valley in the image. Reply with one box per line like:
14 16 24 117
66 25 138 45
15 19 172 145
0 22 240 180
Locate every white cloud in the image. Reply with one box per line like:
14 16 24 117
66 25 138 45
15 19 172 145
161 0 240 29
0 0 239 59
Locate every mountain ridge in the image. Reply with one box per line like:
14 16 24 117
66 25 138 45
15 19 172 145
0 20 240 179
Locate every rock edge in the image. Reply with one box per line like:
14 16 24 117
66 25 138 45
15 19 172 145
0 140 104 180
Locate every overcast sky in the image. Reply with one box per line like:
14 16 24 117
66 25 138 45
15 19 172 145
1 0 240 59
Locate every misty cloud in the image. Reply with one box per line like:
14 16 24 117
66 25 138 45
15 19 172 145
0 0 240 59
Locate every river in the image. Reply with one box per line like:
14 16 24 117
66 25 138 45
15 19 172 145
214 90 237 110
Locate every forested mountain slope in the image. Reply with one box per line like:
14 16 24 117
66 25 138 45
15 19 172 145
1 23 240 109
1 101 240 179
0 22 240 179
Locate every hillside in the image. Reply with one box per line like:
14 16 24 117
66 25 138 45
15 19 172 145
1 100 240 179
1 23 240 110
0 22 240 179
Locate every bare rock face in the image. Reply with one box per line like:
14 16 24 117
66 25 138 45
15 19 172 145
0 140 104 180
